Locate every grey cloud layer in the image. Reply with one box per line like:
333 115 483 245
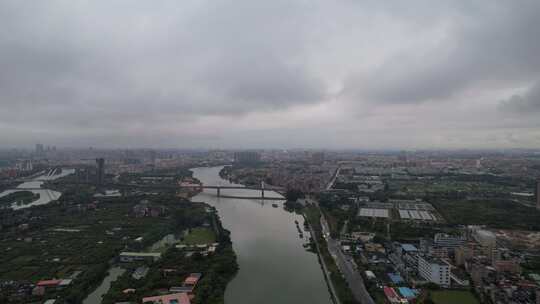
344 1 540 104
0 1 324 119
0 0 539 148
500 82 540 114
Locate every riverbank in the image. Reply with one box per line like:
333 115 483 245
303 211 341 304
0 168 75 210
304 205 360 304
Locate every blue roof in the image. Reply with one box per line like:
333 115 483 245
401 244 418 252
398 287 415 298
388 273 404 284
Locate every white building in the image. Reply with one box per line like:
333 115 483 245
434 233 466 249
418 256 450 287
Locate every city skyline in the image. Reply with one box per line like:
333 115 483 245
1 1 540 149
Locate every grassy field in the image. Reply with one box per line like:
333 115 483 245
431 290 479 304
432 199 540 230
182 227 216 245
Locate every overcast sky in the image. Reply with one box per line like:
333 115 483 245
1 1 540 149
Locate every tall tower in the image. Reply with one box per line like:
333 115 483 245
96 158 105 186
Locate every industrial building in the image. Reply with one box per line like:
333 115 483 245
434 233 466 249
358 208 389 218
119 252 162 262
396 201 438 221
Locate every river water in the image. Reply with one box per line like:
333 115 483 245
0 168 75 210
191 166 332 304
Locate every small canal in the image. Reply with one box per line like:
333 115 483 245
82 267 125 304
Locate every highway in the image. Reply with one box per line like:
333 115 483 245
319 211 375 304
316 165 375 304
326 165 341 190
305 218 341 304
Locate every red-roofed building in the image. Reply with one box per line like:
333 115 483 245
142 292 190 304
183 273 202 287
37 280 62 287
383 286 408 304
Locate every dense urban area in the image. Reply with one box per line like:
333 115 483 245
1 147 540 304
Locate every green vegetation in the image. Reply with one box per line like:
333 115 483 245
102 212 237 304
192 227 238 304
430 290 479 304
304 205 359 304
285 189 305 202
283 189 305 212
0 191 40 207
389 172 535 206
0 190 229 303
432 199 540 230
182 227 216 245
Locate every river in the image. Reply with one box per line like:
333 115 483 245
0 168 75 210
191 166 332 304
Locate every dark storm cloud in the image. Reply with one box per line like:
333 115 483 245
343 1 540 104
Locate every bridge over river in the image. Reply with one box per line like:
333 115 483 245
6 181 285 200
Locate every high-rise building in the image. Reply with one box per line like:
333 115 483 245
536 179 540 211
418 255 450 287
96 158 105 186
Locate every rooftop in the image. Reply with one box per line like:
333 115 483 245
37 279 62 287
401 244 418 252
142 292 190 304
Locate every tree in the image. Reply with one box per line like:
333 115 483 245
285 189 304 202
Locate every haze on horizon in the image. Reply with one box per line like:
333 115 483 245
1 1 540 150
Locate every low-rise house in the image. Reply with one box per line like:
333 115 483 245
132 201 167 218
132 266 149 280
119 252 161 263
169 286 193 293
383 286 408 304
365 270 376 280
184 273 202 287
142 292 190 304
37 280 61 288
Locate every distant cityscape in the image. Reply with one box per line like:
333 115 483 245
1 147 540 304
